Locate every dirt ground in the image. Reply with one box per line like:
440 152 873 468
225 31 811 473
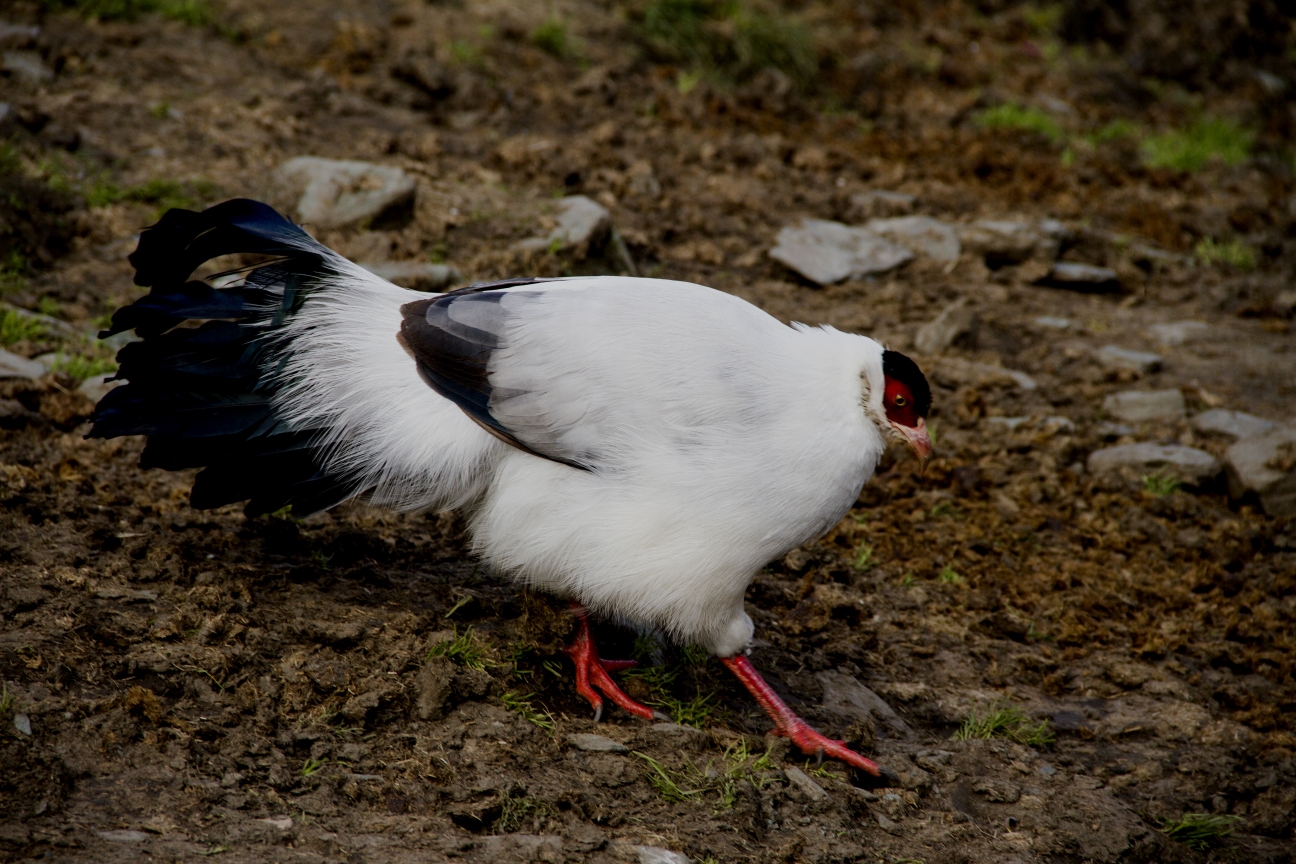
2 0 1295 861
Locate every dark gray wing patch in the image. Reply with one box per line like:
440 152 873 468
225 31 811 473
398 286 590 471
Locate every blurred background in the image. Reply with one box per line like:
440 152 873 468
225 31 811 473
1 1 1295 862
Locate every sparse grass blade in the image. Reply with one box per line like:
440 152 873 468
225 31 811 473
1141 470 1180 497
954 703 1053 746
1194 237 1255 271
1159 813 1244 850
501 691 556 731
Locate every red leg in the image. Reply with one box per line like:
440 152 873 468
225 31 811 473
563 605 668 722
721 654 883 777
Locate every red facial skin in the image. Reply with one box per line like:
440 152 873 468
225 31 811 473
883 376 920 428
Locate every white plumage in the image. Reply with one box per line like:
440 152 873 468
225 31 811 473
278 271 888 656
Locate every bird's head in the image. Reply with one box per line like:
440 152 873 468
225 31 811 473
865 349 932 469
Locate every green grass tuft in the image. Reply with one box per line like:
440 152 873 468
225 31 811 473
975 104 1062 142
638 0 817 89
496 796 553 833
1141 470 1180 497
531 17 572 59
1142 117 1253 172
300 757 325 777
1159 813 1244 850
1194 237 1255 271
0 309 48 346
853 544 874 571
500 691 556 731
635 740 779 810
42 0 212 25
954 703 1053 746
427 625 495 671
937 566 963 584
50 352 118 385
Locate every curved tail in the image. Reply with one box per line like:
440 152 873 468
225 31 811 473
88 199 364 516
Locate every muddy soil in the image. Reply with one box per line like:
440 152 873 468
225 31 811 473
1 1 1295 862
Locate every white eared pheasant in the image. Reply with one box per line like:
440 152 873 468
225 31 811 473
90 199 932 778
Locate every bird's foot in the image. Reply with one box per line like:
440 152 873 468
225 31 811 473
721 653 883 777
564 607 668 722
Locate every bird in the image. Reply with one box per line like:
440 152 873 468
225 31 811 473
89 199 932 779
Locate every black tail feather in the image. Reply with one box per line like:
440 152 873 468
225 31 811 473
89 199 362 517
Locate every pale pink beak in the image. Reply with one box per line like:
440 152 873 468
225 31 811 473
893 417 932 473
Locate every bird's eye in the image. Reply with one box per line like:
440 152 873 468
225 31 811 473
894 395 907 407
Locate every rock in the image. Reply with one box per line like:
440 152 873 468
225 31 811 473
78 373 121 404
1225 425 1296 516
626 161 661 199
359 261 462 292
515 195 612 257
987 416 1027 431
648 722 704 737
13 713 31 736
1096 345 1163 373
914 299 978 354
816 670 912 736
865 216 961 263
931 357 1037 391
849 190 916 218
1191 409 1276 440
769 219 912 286
1148 320 1210 346
567 733 628 753
1086 443 1221 484
1102 389 1185 422
2 50 53 83
97 829 150 842
1044 262 1120 291
874 812 901 834
0 348 45 379
973 779 1022 803
628 846 691 864
0 398 42 429
958 220 1041 264
1034 316 1071 329
414 656 454 720
1095 421 1134 439
783 766 829 801
258 816 294 832
274 157 416 229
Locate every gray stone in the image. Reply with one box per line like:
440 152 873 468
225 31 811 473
77 374 120 404
958 220 1040 263
274 157 416 229
13 713 31 736
96 830 150 842
1225 425 1296 517
1148 320 1210 346
849 190 915 218
769 219 912 286
1047 262 1120 289
1086 443 1221 484
931 357 1037 391
1097 345 1163 373
816 670 911 735
914 299 978 354
865 216 961 263
1191 409 1276 440
875 812 901 834
1034 316 1071 329
648 722 704 737
3 50 52 83
1095 421 1134 439
359 261 462 291
987 416 1028 431
783 766 829 801
0 348 45 379
630 845 691 864
0 24 41 47
567 733 628 753
1102 389 1185 422
515 195 612 256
